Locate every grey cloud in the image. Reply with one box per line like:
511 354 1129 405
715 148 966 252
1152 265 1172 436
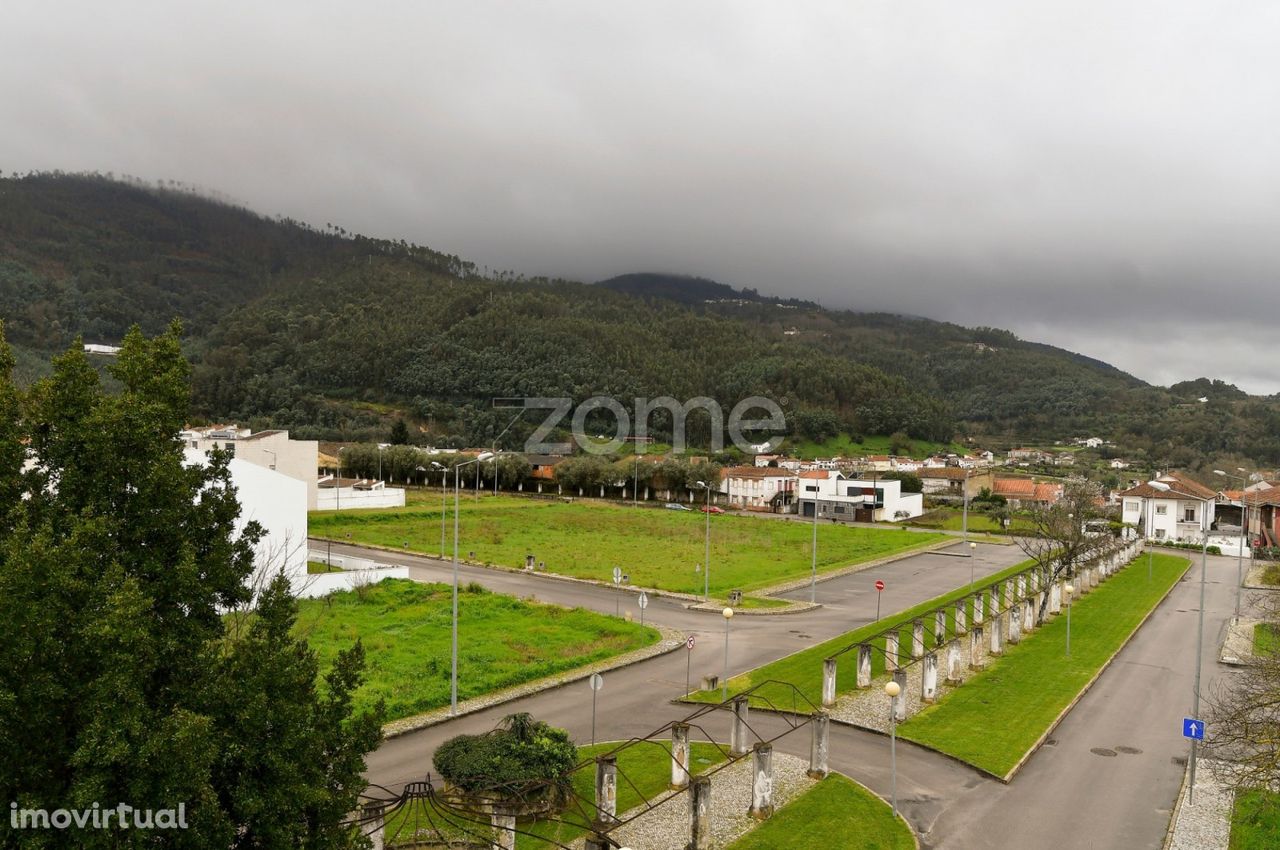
2 2 1278 390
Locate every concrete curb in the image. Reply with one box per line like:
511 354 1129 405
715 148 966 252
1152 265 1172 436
380 624 686 739
1219 617 1260 666
998 555 1193 783
1162 761 1191 850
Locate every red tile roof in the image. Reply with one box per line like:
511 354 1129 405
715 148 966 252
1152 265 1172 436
1118 472 1215 502
1033 482 1064 503
799 470 830 479
723 466 795 479
920 468 969 480
993 478 1036 498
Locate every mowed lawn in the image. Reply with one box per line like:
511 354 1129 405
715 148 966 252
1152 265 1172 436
899 553 1190 777
727 773 914 850
1231 789 1280 850
294 579 658 720
310 495 947 598
687 557 1038 710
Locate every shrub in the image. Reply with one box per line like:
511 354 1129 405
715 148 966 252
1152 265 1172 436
433 713 577 806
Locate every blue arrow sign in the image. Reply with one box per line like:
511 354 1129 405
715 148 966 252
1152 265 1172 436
1183 718 1204 740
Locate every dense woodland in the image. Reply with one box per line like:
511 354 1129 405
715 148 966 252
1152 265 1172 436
2 172 1278 466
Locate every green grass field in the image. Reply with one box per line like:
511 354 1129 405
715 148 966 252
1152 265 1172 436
687 557 1039 710
726 773 914 850
1231 788 1280 850
1253 623 1280 657
383 741 727 848
295 579 658 720
899 553 1190 777
310 495 946 599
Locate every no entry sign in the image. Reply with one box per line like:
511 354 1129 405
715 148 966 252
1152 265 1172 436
875 580 885 591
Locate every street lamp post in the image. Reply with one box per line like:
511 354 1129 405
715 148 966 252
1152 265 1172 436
961 467 972 546
377 443 387 483
722 607 734 701
1191 492 1211 804
885 679 901 817
450 452 492 715
336 446 347 511
810 476 820 603
1214 469 1247 617
696 480 712 602
1065 583 1074 657
430 462 446 558
968 541 977 590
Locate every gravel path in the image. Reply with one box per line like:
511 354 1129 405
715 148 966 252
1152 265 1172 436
1166 758 1233 850
595 752 814 850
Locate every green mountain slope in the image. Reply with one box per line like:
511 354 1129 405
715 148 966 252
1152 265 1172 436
2 173 1277 465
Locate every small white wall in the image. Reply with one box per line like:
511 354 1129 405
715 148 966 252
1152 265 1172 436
315 487 406 510
293 566 411 599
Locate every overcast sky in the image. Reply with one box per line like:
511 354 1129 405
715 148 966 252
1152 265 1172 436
4 2 1278 392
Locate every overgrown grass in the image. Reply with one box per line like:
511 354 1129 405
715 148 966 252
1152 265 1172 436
1253 623 1280 658
686 557 1039 710
726 773 914 850
382 741 727 848
296 579 658 719
310 496 946 598
307 560 343 574
1230 788 1280 850
899 553 1190 777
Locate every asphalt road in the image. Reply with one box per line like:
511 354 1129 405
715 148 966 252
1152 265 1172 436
327 538 1234 849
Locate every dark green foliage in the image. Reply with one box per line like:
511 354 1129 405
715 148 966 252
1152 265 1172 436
5 173 1280 464
388 419 410 445
882 471 923 493
0 325 382 848
432 714 577 805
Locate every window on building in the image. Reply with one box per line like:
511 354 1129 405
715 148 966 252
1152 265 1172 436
1156 505 1167 515
834 506 844 513
1124 501 1138 512
1155 529 1166 539
805 485 817 492
1184 507 1196 523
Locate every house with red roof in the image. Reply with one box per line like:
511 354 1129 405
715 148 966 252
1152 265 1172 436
1117 472 1218 544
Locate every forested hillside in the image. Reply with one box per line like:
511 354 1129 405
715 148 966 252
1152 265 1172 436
2 172 1278 465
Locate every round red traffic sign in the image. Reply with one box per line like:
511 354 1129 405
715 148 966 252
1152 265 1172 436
874 580 885 592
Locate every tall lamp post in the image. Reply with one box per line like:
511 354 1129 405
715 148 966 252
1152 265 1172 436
961 467 972 546
885 679 901 817
721 607 733 701
430 462 446 558
1214 469 1248 617
336 446 347 511
1064 583 1074 657
967 541 977 590
810 475 821 603
696 480 713 602
450 452 492 715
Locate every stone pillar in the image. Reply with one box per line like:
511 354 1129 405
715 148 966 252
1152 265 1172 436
893 670 909 721
750 744 775 819
934 609 946 647
856 645 872 689
1091 565 1100 588
1015 574 1025 601
689 776 712 850
955 598 967 635
989 612 1003 656
912 619 925 658
491 806 515 850
885 631 899 672
809 712 830 778
973 592 985 625
671 723 691 789
946 639 963 683
1049 581 1062 615
362 802 386 850
595 756 618 826
1007 603 1021 644
922 651 939 703
822 657 837 707
731 696 750 757
1023 598 1036 633
970 626 986 670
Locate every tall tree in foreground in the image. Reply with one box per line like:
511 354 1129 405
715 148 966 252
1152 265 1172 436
0 324 383 849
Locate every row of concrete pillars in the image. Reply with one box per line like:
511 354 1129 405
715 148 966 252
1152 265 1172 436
823 541 1143 712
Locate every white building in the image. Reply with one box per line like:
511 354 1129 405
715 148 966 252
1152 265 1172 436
315 476 406 510
184 448 308 595
1118 472 1218 544
182 426 320 509
796 470 924 522
720 466 796 511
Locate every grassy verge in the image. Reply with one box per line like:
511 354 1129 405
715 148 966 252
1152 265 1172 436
1253 623 1280 657
310 495 946 599
294 579 658 719
1231 788 1280 850
307 560 343 573
899 553 1190 777
383 741 727 848
686 557 1038 709
727 773 914 850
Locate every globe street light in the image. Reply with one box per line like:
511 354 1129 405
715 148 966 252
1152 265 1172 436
968 541 978 590
696 480 713 602
721 607 734 701
885 679 902 817
1064 583 1074 657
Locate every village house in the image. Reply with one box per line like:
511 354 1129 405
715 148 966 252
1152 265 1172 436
720 466 796 512
182 425 320 509
1117 472 1218 544
918 467 994 498
796 470 924 522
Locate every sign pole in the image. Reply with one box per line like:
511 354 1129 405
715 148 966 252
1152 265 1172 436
875 579 885 621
